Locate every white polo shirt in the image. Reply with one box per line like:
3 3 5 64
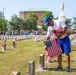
46 20 67 39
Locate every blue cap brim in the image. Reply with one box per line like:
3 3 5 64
44 22 48 26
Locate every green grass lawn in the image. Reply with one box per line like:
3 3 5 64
0 39 76 75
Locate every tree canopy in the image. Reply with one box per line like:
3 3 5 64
0 10 7 33
24 12 38 30
65 18 72 29
9 14 24 32
73 16 76 29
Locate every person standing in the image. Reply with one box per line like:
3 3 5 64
43 16 71 72
34 30 39 42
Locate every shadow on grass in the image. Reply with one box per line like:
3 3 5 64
61 68 76 72
72 50 76 51
43 68 76 73
44 67 55 70
51 60 58 63
71 68 76 72
7 48 15 51
45 60 58 63
63 60 76 62
0 51 10 54
0 52 5 54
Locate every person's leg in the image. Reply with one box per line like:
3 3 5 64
54 54 62 71
58 54 62 67
62 36 71 72
66 53 70 67
66 53 71 72
55 39 63 71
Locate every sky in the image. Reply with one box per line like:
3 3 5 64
0 0 76 21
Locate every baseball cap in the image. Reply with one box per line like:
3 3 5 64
44 16 52 26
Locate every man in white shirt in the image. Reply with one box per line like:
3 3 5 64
44 16 71 72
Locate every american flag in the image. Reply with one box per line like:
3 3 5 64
55 28 63 37
2 42 6 47
46 39 62 61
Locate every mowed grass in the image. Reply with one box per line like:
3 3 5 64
0 39 76 75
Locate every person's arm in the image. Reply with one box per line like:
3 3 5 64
46 27 51 40
46 36 50 40
62 26 67 33
44 27 51 49
57 26 67 39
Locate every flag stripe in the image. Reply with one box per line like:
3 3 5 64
46 39 62 61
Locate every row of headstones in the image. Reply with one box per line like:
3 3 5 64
1 35 46 43
16 35 31 41
69 34 76 40
71 41 76 46
2 34 75 51
10 54 45 75
0 33 76 41
69 34 76 46
34 35 46 42
7 35 46 42
1 35 46 51
33 34 76 42
0 35 31 40
0 35 46 43
34 34 76 42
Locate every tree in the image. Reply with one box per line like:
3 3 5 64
73 16 76 29
65 18 72 29
0 18 7 33
24 12 38 30
0 10 7 33
42 11 54 20
9 14 18 31
23 19 32 30
0 11 3 19
41 11 54 31
9 14 24 33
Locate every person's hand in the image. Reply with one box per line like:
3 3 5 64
45 45 47 50
56 32 63 39
43 41 47 50
52 30 56 33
